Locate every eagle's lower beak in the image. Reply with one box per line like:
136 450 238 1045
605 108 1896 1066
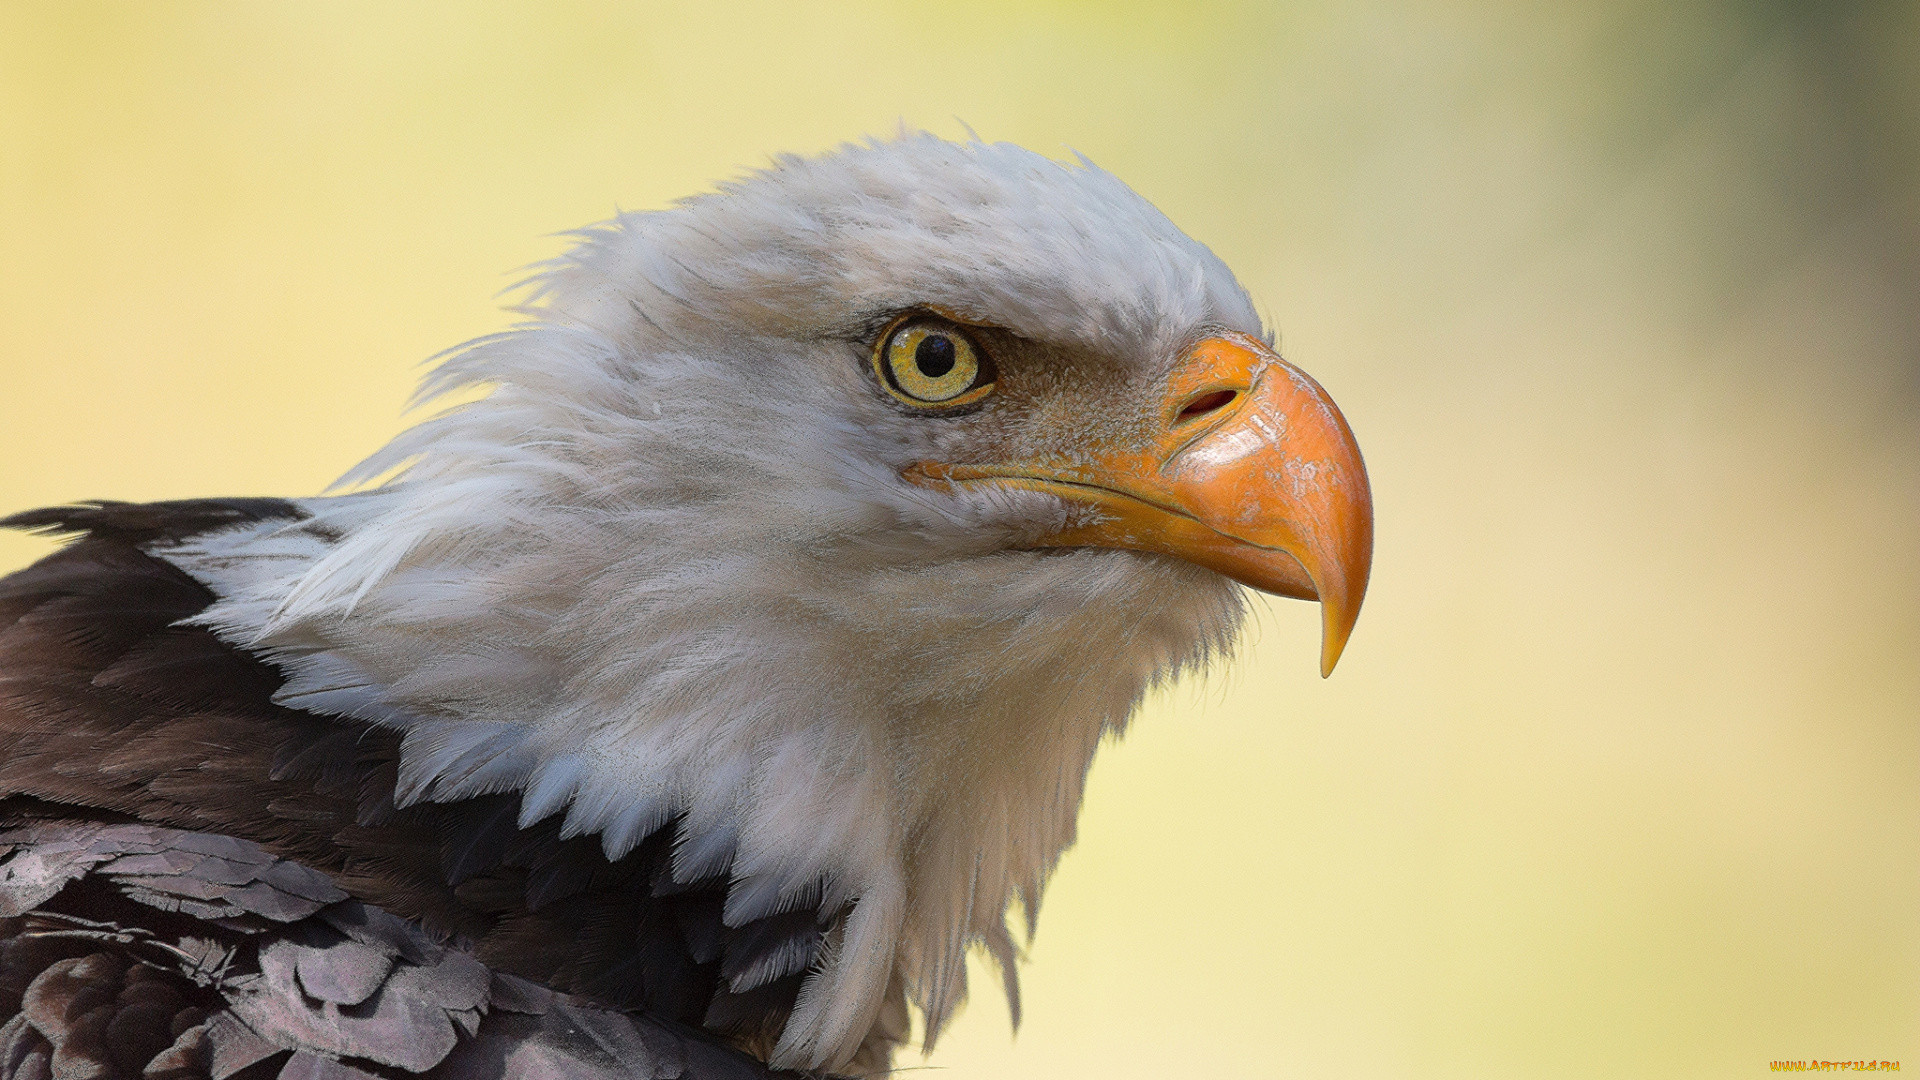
912 333 1373 676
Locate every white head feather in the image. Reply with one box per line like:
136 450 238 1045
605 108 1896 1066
167 133 1265 1071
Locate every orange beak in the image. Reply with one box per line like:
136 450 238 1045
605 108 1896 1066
911 333 1373 676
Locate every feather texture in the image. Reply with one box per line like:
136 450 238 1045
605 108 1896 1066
0 502 875 1074
0 820 798 1079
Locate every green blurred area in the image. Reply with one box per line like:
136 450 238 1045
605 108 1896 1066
1 3 1914 1077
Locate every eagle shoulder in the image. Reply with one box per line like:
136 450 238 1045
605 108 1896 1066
0 820 792 1079
0 502 859 1077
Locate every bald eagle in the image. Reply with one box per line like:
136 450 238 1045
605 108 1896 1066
0 135 1370 1079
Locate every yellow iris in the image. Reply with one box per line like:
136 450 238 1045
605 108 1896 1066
877 318 994 408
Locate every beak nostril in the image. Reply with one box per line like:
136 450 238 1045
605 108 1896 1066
1177 390 1238 422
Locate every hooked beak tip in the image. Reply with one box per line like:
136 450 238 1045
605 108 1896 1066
1316 581 1363 678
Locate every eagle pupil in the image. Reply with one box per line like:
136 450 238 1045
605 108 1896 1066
915 334 956 378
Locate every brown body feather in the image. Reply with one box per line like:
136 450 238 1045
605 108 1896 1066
0 502 838 1078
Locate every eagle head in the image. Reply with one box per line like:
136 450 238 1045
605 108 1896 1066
168 133 1372 1072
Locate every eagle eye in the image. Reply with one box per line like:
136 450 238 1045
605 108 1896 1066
875 316 995 409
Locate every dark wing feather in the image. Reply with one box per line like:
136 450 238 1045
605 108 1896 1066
0 821 786 1079
0 503 850 1078
0 500 304 547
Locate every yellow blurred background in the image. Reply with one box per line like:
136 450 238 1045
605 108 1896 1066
2 3 1914 1077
